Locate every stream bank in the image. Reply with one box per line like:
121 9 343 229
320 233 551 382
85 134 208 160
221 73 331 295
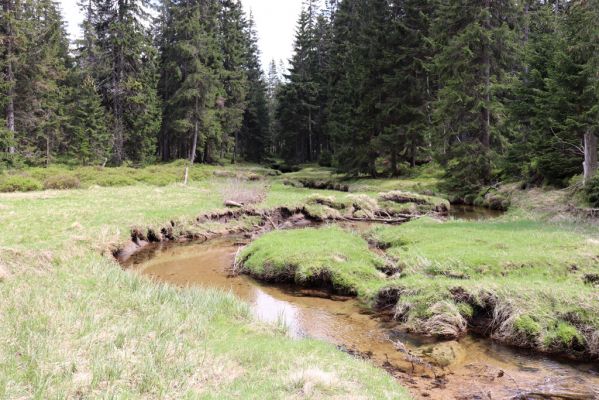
123 235 599 400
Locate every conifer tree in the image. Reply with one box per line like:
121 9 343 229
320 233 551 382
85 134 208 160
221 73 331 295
86 0 161 165
65 76 111 165
158 0 225 164
277 2 320 164
431 0 521 194
2 0 70 165
376 0 435 175
239 13 269 162
220 0 248 162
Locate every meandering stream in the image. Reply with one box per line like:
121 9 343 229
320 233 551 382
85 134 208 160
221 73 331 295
122 211 599 399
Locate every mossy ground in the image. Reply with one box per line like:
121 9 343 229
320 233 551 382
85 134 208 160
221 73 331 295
0 163 409 399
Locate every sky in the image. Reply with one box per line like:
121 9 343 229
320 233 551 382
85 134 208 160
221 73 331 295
57 0 302 71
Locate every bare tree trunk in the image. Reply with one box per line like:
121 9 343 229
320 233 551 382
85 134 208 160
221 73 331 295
583 131 597 186
232 130 238 164
190 120 198 165
308 108 313 162
184 120 199 185
410 139 416 168
46 135 50 167
390 149 398 177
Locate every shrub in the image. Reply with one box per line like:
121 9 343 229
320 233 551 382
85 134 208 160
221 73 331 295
43 175 81 190
585 175 599 207
92 175 137 187
0 176 43 192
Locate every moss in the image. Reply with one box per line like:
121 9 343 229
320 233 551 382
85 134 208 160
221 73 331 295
457 302 474 319
545 322 584 348
514 315 541 337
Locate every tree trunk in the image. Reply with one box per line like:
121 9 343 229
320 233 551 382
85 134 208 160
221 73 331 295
308 108 313 161
190 120 198 165
390 149 398 177
184 121 199 186
583 131 597 186
232 130 238 164
410 139 416 168
46 134 50 167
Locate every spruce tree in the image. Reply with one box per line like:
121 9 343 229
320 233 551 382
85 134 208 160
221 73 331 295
4 0 70 165
220 0 248 162
158 0 225 164
239 13 269 162
376 0 435 175
277 2 320 164
65 75 111 165
86 0 161 165
432 0 521 194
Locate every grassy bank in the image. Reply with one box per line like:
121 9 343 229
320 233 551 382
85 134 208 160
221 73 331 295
0 164 409 399
237 216 599 359
238 227 390 295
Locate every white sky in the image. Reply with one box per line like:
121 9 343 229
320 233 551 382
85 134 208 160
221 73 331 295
58 0 302 71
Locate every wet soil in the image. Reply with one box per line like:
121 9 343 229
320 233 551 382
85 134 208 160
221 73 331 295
124 236 599 400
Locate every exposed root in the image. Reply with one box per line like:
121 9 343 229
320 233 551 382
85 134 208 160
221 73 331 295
374 286 404 311
419 301 468 339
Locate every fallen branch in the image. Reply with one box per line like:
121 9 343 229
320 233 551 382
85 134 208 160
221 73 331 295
224 200 243 208
343 216 410 224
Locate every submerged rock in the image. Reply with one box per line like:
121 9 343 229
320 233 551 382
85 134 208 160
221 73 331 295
418 341 466 368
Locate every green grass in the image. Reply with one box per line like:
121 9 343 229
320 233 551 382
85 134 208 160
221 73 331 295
0 164 409 399
3 161 599 396
279 164 444 195
238 227 388 296
368 217 599 355
370 217 593 277
0 161 276 192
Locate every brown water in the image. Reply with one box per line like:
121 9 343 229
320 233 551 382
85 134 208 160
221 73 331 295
125 236 599 400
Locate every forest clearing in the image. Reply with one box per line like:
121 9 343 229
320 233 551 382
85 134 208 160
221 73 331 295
1 163 598 399
3 0 599 398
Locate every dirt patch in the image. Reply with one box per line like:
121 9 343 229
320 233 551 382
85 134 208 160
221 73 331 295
0 263 9 281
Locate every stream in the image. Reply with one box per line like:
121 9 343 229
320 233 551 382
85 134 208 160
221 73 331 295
122 211 599 400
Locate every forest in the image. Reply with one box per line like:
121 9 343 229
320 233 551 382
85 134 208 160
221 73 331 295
1 0 598 199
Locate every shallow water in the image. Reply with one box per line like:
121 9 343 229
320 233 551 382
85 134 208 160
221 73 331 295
125 236 599 400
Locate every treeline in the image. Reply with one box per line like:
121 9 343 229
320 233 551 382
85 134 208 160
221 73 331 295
2 0 599 197
276 0 599 194
0 0 270 167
